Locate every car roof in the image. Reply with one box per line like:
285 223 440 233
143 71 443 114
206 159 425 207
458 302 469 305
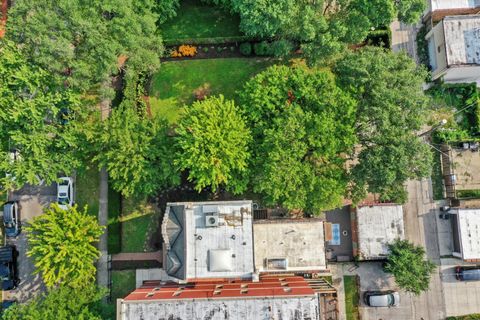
462 268 480 280
0 247 13 262
369 294 391 306
3 204 13 221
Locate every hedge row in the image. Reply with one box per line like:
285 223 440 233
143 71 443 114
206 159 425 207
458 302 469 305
163 35 256 46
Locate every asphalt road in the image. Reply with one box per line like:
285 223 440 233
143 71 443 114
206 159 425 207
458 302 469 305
3 184 56 302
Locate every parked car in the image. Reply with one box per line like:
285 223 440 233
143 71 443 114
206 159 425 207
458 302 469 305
57 177 74 210
456 266 480 281
0 246 18 290
363 291 400 307
1 300 16 313
3 201 20 238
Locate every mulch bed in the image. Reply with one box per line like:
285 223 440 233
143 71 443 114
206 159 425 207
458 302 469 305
162 42 251 61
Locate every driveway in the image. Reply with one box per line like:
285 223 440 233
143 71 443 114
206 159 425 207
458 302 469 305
3 184 56 302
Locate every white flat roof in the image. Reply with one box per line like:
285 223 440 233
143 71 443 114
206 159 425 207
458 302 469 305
443 15 480 66
455 209 480 260
356 205 405 260
431 0 480 10
253 220 327 272
162 201 254 280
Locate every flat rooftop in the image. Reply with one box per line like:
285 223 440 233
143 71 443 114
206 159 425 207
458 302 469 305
443 15 480 66
253 219 327 272
161 201 254 281
431 0 480 10
119 277 319 320
356 205 405 260
454 209 480 260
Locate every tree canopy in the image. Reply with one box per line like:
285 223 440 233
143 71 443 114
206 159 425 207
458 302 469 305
384 239 436 295
7 0 163 91
212 0 425 64
26 204 104 288
334 47 432 202
0 40 92 191
175 95 251 193
94 101 180 197
240 65 357 213
2 285 106 320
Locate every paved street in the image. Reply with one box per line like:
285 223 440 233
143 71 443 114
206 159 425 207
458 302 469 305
3 184 56 302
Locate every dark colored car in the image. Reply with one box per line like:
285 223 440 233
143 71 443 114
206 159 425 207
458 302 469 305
1 300 16 313
363 290 400 307
456 266 480 281
3 201 20 238
0 246 18 290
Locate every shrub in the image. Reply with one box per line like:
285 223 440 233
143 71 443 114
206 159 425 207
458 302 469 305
178 45 197 57
253 41 273 56
230 46 235 52
216 46 224 53
239 42 252 56
202 47 209 53
270 39 294 57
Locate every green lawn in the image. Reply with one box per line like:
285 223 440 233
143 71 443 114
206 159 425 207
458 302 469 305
76 166 122 253
149 58 272 123
110 270 136 301
431 149 444 200
160 0 242 41
120 196 160 253
344 276 360 320
76 167 100 216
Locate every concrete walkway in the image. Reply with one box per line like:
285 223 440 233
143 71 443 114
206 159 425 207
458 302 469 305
111 251 162 264
390 20 420 62
97 167 109 289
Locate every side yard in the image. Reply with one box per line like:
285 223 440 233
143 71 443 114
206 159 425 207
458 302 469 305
344 275 360 320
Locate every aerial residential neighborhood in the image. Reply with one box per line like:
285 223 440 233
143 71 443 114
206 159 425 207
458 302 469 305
0 0 480 319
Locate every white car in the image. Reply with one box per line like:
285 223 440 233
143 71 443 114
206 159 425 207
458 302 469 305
57 177 74 210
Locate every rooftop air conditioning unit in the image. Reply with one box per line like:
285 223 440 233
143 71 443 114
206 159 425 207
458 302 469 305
205 214 219 227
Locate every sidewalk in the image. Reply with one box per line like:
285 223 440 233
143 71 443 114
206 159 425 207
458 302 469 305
390 20 420 62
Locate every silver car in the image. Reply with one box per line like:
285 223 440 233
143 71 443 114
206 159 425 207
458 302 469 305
363 291 400 307
57 177 74 210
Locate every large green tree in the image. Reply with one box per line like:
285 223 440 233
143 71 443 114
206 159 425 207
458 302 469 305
7 0 163 91
94 101 180 197
334 47 432 202
240 66 356 213
2 285 106 320
214 0 425 64
0 40 92 191
26 204 104 288
175 95 251 193
384 239 436 295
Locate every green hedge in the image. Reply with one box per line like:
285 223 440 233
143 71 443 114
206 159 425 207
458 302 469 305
457 189 480 199
163 35 256 46
447 314 480 320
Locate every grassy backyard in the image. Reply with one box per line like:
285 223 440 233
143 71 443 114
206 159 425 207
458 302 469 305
149 58 272 123
120 196 160 253
160 0 242 42
110 270 136 301
344 276 360 320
